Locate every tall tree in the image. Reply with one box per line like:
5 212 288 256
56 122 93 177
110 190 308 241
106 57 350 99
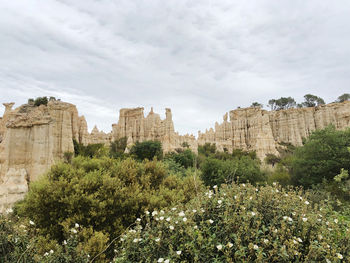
302 94 325 107
337 93 350 103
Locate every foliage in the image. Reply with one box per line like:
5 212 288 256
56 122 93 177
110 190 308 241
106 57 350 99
336 93 350 103
130 140 163 161
198 143 216 157
110 137 127 158
267 165 291 187
63 151 73 164
34 97 49 107
165 149 196 169
264 154 281 166
73 139 108 158
200 156 265 186
301 94 325 107
250 102 263 108
115 183 350 262
291 126 350 187
16 157 202 260
268 97 296 110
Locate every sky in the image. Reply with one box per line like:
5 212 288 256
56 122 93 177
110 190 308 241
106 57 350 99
1 0 350 135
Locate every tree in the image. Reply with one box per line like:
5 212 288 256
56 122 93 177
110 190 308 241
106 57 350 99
264 153 281 167
268 97 296 110
129 140 163 161
301 94 325 107
250 102 263 108
336 93 350 103
165 149 196 169
34 97 48 107
110 137 127 158
291 126 350 187
198 143 216 157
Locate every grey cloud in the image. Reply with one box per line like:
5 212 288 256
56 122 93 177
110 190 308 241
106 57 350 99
1 0 350 135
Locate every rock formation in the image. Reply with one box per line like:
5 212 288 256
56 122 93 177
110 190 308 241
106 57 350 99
198 101 350 159
0 99 350 212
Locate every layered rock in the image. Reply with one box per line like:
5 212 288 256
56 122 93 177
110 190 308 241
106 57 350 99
198 101 350 159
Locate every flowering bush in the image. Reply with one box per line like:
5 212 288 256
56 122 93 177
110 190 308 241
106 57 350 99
114 183 350 262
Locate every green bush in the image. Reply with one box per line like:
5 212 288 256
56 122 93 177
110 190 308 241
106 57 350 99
130 140 163 161
114 183 350 262
34 97 48 107
200 156 265 187
110 137 127 158
73 139 108 158
16 157 202 261
291 126 350 187
165 149 196 169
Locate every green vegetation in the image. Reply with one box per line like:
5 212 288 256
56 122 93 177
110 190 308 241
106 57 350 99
337 93 350 103
268 97 296 110
115 183 350 262
291 126 350 188
301 94 325 107
130 140 163 161
3 124 350 262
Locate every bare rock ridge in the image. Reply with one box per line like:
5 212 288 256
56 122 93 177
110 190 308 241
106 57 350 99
0 100 350 212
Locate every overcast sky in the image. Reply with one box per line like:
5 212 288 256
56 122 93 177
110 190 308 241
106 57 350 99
1 1 350 135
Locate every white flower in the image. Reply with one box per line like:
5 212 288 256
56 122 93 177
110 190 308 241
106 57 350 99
172 207 177 211
194 225 198 229
192 209 197 213
255 188 258 192
304 201 310 205
326 259 331 263
158 258 164 262
159 216 164 221
275 189 279 193
164 260 169 263
284 194 288 197
283 216 288 220
273 229 278 233
44 252 49 256
133 239 139 243
201 208 205 213
176 250 182 255
71 228 77 234
273 182 277 186
213 185 218 189
334 219 338 224
175 221 179 224
234 195 237 199
160 210 165 214
227 242 233 248
75 223 79 228
169 225 174 230
5 208 13 214
297 238 303 243
166 217 171 222
302 217 308 222
179 211 185 217
152 211 158 216
120 238 124 242
253 244 259 250
242 183 246 187
145 210 150 215
293 240 298 244
326 221 329 225
216 244 223 250
337 253 343 259
136 218 141 222
251 212 256 216
63 240 67 245
288 217 293 222
29 220 35 225
183 217 187 222
263 239 269 244
50 249 54 254
155 238 160 242
218 200 222 205
209 219 214 224
249 196 253 200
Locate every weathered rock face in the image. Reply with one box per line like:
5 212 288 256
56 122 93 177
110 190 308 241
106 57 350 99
198 101 350 159
111 107 196 152
1 99 349 212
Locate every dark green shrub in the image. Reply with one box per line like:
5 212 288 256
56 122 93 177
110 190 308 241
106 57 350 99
34 97 48 107
291 126 350 187
165 149 196 169
110 137 127 158
129 140 163 161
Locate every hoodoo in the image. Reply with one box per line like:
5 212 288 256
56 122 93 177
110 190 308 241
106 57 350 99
0 99 350 211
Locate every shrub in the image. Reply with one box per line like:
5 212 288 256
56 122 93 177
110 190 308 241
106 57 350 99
291 126 350 187
165 149 196 169
110 137 127 158
16 157 202 261
200 156 265 187
114 183 350 262
130 140 163 161
34 97 48 107
73 139 108 158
